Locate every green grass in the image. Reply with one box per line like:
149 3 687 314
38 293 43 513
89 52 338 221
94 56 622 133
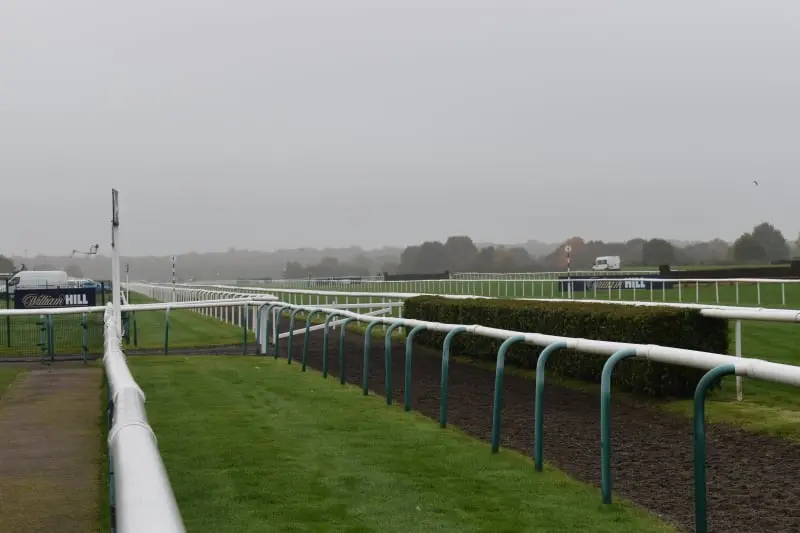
131 356 673 533
127 293 254 350
0 367 25 399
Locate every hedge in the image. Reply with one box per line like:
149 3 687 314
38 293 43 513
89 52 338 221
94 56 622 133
403 296 729 398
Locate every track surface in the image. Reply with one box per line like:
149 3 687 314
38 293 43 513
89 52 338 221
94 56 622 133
0 366 102 533
276 320 800 533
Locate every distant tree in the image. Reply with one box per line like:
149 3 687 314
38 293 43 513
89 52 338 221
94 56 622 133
751 222 789 261
0 255 14 274
732 233 768 263
284 261 306 278
793 233 800 258
444 236 479 271
641 239 676 266
680 239 730 265
65 264 83 278
32 264 57 271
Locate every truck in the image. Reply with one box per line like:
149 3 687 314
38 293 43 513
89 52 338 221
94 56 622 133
591 256 621 271
6 270 70 291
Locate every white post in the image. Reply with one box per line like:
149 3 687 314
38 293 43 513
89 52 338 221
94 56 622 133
125 263 130 303
111 189 122 333
735 319 743 401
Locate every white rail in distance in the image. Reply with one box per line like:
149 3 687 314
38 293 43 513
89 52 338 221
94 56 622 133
126 283 800 389
233 275 800 307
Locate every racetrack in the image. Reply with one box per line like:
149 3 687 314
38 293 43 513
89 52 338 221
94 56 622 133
277 318 800 533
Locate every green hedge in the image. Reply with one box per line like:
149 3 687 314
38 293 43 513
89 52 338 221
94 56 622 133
403 296 729 398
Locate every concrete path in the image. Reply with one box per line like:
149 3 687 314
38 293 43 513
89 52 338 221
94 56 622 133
0 366 102 533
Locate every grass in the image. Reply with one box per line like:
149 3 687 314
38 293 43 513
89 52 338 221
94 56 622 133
0 292 253 357
0 367 25 399
131 356 674 533
127 293 254 350
269 306 800 441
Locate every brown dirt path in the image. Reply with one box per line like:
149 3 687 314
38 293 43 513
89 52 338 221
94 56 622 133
277 319 800 533
0 366 102 533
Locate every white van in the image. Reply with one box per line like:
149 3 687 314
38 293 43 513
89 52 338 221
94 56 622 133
7 270 69 291
592 256 621 271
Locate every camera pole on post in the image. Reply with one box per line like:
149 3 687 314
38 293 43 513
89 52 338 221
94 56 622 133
111 189 122 333
564 244 572 299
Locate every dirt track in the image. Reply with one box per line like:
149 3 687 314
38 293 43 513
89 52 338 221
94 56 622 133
277 319 800 533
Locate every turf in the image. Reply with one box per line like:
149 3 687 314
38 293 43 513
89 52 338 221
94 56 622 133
131 356 674 533
127 293 254 350
0 367 25 399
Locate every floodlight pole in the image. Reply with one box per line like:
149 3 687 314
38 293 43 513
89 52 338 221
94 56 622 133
111 189 122 333
125 263 130 303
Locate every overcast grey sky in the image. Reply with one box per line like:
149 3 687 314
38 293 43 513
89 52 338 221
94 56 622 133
1 1 798 256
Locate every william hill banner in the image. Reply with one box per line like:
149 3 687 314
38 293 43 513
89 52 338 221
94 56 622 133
14 288 97 309
558 276 675 292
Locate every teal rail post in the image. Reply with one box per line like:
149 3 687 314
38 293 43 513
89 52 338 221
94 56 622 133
38 315 46 361
132 311 138 347
404 324 428 412
600 347 637 504
339 317 357 384
694 364 735 533
263 304 274 355
242 303 248 355
286 308 302 364
302 310 322 371
81 312 88 364
164 308 170 355
321 313 339 378
47 314 54 361
273 307 284 359
491 335 526 452
362 320 382 395
383 322 405 405
440 326 468 428
534 341 568 471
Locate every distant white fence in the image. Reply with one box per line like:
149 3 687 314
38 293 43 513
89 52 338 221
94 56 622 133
232 275 800 308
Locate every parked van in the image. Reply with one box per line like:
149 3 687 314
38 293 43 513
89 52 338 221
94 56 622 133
7 270 69 291
592 256 621 271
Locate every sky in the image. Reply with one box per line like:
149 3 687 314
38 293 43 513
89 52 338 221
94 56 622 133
1 0 798 257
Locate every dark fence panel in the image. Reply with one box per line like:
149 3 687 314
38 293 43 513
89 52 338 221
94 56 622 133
559 275 675 292
383 271 450 281
659 261 800 280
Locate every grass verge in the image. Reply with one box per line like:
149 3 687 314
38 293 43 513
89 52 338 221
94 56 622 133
131 356 674 533
123 293 254 350
0 367 25 399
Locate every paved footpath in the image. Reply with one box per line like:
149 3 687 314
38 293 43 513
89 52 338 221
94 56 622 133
0 365 102 533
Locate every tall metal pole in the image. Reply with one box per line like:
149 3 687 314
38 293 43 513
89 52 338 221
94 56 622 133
111 189 122 333
171 255 176 302
125 263 130 303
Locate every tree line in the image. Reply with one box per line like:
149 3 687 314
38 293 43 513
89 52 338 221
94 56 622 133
2 221 798 281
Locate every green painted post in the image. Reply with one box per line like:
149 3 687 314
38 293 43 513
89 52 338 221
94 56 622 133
339 318 357 384
362 320 382 395
383 322 405 405
534 341 568 471
286 308 302 364
272 306 283 359
81 313 88 364
491 335 526 453
164 308 170 355
321 313 339 378
242 303 249 355
302 310 322 371
47 314 54 360
694 364 735 533
404 324 428 412
132 311 138 347
600 347 638 504
440 326 468 428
